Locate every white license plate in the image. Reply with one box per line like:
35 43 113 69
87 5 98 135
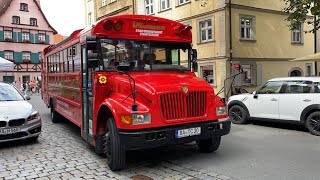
175 127 201 138
0 128 21 135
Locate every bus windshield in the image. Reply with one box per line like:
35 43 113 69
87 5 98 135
100 39 191 71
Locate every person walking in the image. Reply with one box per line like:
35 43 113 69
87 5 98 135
29 81 35 95
22 82 27 95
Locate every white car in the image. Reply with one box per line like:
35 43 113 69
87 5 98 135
227 77 320 136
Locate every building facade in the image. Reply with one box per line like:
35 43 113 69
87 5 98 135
85 0 96 26
94 0 136 21
0 0 56 88
136 0 315 95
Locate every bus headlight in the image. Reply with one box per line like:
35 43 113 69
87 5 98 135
216 107 227 116
132 114 151 125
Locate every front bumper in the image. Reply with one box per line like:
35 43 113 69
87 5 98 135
0 118 42 143
119 119 231 150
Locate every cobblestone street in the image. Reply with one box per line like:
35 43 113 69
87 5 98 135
0 96 235 180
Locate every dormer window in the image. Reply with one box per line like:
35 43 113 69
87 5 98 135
30 18 37 26
12 16 20 24
20 3 28 11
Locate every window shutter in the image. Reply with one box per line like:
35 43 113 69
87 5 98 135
256 64 262 86
35 34 39 43
18 32 22 42
0 51 4 58
14 52 22 63
31 53 39 64
0 31 3 41
12 32 17 42
30 33 34 43
45 35 49 44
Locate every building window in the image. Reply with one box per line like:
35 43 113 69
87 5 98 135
199 19 212 43
88 13 92 25
292 24 302 43
306 63 312 76
178 0 190 5
38 34 46 41
30 18 37 26
4 51 13 60
102 0 106 6
240 16 255 40
12 16 20 24
20 3 28 11
22 52 31 60
201 65 215 85
145 0 154 15
160 0 170 11
22 32 30 41
242 64 253 84
4 31 12 39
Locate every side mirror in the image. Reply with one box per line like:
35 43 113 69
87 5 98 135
86 35 98 50
253 91 258 99
87 53 99 68
192 60 198 72
24 95 31 101
191 49 197 60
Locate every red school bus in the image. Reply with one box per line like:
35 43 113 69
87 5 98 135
41 14 231 171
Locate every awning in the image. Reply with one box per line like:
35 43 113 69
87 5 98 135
0 57 14 71
290 52 320 62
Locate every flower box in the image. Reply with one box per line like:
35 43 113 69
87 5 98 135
23 59 31 63
5 38 13 42
38 40 46 44
23 39 30 43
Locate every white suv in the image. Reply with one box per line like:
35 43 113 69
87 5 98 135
227 77 320 136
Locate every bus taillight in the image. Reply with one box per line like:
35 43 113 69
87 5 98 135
113 20 124 31
103 20 114 30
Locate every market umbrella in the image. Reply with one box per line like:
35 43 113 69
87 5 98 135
0 57 14 71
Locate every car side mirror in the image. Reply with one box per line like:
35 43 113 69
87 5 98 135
253 91 258 99
192 60 198 72
24 95 31 101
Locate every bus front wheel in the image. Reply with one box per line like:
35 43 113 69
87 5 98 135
50 101 61 123
103 117 126 171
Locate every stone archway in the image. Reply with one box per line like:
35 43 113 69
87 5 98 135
288 67 303 77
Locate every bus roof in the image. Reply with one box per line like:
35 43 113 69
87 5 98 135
45 14 192 55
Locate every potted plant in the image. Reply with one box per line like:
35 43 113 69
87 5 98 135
38 40 46 44
23 59 31 63
5 37 13 42
23 39 30 43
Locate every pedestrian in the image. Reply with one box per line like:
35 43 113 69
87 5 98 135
35 80 40 95
29 81 35 95
22 82 27 95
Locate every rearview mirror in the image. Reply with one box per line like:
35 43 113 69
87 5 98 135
192 60 198 72
192 49 197 60
116 62 135 72
87 53 100 68
253 91 258 99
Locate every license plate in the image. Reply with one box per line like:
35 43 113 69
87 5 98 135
0 128 21 135
175 127 201 138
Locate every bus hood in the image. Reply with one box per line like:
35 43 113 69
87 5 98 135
111 72 214 95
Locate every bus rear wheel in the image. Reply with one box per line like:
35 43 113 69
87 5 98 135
103 117 126 171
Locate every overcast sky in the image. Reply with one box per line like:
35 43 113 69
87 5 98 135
40 0 85 36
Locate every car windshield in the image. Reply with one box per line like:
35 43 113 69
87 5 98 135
100 39 190 71
0 84 24 101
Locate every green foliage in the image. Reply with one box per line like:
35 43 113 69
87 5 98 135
283 0 320 33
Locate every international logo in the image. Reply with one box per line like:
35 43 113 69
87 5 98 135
99 75 107 84
181 86 188 94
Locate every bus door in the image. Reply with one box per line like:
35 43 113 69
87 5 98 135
81 45 94 144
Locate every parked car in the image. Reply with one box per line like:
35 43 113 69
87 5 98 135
0 82 41 142
227 77 320 136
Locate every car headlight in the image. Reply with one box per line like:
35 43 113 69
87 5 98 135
120 114 151 125
216 107 227 116
28 110 40 121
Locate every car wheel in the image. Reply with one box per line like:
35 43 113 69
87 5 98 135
103 117 126 171
229 105 248 124
50 102 61 123
26 136 39 142
306 111 320 136
197 136 221 153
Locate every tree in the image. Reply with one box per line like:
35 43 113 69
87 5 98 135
283 0 320 33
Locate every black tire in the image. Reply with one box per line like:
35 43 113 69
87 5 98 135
50 101 61 123
229 105 248 124
306 111 320 136
26 136 39 142
103 117 126 171
197 136 221 153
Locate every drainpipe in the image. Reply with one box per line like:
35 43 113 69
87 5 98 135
314 13 318 76
132 0 135 14
225 0 233 100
